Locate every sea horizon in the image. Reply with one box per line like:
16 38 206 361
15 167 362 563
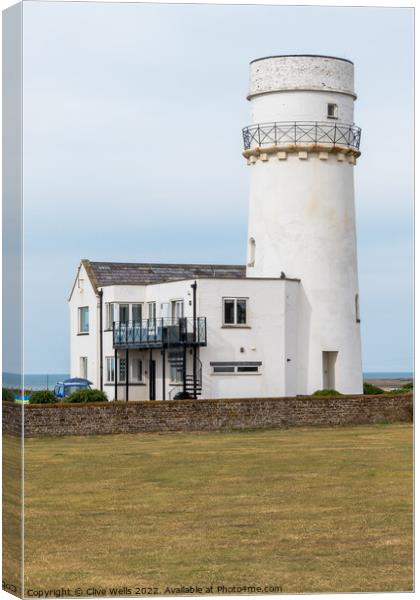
2 372 70 390
363 371 414 379
2 370 414 390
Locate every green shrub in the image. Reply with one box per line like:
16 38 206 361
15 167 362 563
387 387 413 395
2 387 15 402
401 381 413 390
66 388 108 403
363 383 384 395
312 389 342 396
29 390 57 404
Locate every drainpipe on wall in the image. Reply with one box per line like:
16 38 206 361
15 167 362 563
191 280 197 399
98 289 103 391
125 348 129 402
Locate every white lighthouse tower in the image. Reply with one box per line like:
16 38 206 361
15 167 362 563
243 55 363 394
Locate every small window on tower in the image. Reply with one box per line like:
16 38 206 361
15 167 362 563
327 103 338 119
248 237 256 267
355 294 361 323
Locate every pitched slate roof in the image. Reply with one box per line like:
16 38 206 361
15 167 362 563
82 260 247 290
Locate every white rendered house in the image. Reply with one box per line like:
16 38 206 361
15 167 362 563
69 55 363 401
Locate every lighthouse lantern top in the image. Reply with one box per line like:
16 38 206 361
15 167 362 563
248 55 355 100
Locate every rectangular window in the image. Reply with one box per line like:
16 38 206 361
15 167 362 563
148 302 156 321
171 300 184 321
211 362 261 375
119 304 129 323
131 358 143 382
170 364 183 383
327 103 338 119
223 298 248 326
213 366 235 373
119 358 127 383
236 299 247 324
223 299 235 324
132 303 142 323
106 357 115 383
80 357 88 379
106 303 117 329
161 302 170 320
78 306 89 333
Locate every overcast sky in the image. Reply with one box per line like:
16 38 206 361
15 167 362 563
20 1 413 373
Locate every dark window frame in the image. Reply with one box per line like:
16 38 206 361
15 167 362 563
222 297 248 326
327 103 338 119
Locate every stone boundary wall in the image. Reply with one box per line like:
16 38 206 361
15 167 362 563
2 402 23 436
2 395 413 438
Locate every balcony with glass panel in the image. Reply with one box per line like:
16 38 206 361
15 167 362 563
112 317 207 350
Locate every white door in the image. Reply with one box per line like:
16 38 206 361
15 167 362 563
322 351 338 389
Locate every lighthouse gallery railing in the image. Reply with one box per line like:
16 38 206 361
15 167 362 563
242 121 361 151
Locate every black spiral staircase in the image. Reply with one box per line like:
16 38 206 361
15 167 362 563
168 351 202 399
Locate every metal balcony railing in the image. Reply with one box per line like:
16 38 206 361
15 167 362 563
113 317 207 348
242 121 361 151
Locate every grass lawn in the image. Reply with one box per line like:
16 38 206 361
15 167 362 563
3 434 22 596
18 423 413 594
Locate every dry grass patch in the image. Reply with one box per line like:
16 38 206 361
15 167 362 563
19 423 413 594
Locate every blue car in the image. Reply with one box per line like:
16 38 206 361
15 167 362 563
54 377 92 399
